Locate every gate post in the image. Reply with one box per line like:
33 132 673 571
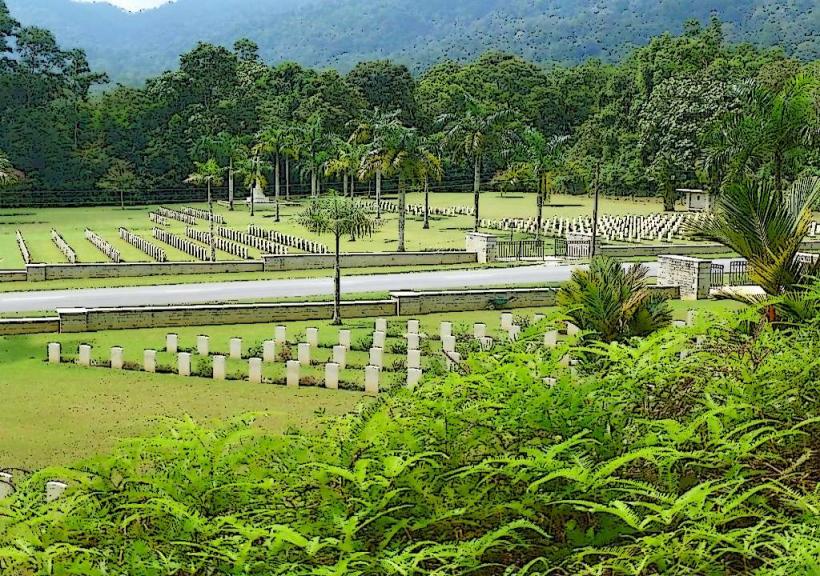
466 232 498 263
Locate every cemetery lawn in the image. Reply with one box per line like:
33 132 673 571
0 299 738 469
0 192 673 268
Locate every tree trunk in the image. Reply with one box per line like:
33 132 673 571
332 230 342 325
423 176 430 229
343 173 348 196
397 177 406 252
350 173 355 198
663 185 676 212
473 157 481 232
376 169 382 219
774 151 783 195
535 186 543 241
311 169 317 197
591 185 600 257
120 188 124 210
208 182 216 262
275 157 281 223
228 157 234 211
285 156 290 199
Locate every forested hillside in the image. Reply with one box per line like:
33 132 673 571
5 0 819 84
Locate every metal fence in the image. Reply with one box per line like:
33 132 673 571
554 238 595 258
493 240 548 260
710 263 725 288
711 260 750 288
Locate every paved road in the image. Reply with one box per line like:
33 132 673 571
0 259 734 313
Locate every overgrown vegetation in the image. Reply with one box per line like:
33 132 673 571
1 299 817 574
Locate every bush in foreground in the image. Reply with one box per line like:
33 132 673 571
0 308 818 574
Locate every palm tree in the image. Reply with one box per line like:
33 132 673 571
297 195 379 324
281 125 302 201
254 126 285 221
236 153 268 218
325 138 358 198
694 177 820 302
294 114 327 198
0 152 20 187
704 74 818 194
439 94 515 231
193 133 246 211
184 159 224 261
350 109 402 220
557 256 672 343
522 129 570 238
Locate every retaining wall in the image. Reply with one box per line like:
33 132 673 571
600 240 820 258
0 317 61 335
26 261 265 281
0 270 27 282
262 251 477 271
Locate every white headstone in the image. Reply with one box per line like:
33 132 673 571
544 330 559 348
375 318 387 332
143 349 156 373
566 322 581 337
673 320 686 328
297 343 311 366
110 347 124 370
369 347 384 368
197 335 209 356
543 377 557 387
263 340 276 363
407 368 423 389
248 358 262 384
508 325 521 341
229 338 242 359
446 351 461 371
78 344 91 367
373 331 386 348
473 323 486 339
442 335 456 353
339 329 351 348
306 327 319 347
45 481 68 502
407 333 420 350
479 337 493 351
212 355 226 380
500 313 514 331
275 325 287 344
332 345 347 369
166 334 178 354
286 360 300 387
364 365 380 395
407 348 421 370
178 352 191 376
439 321 452 338
0 472 12 499
407 319 420 334
696 335 706 347
533 314 545 323
325 363 339 389
48 342 60 364
686 310 697 326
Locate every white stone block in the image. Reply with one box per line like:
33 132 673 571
364 365 380 395
275 325 287 344
166 333 178 354
673 320 686 328
369 347 384 368
373 331 386 348
479 337 493 351
566 322 581 337
339 329 351 348
442 335 456 353
110 347 123 370
375 318 387 332
508 325 521 341
687 310 697 326
407 368 423 389
543 377 557 387
249 358 262 384
407 319 420 334
500 313 514 330
298 342 311 366
45 481 68 502
262 340 276 363
439 321 452 338
407 348 421 369
325 363 339 389
229 338 242 359
473 323 486 339
332 345 347 369
533 314 545 323
77 344 91 367
178 352 191 376
286 360 300 387
197 335 209 356
696 335 706 347
143 349 156 373
0 472 12 499
446 351 461 371
48 342 60 364
212 355 226 380
544 330 559 348
559 354 571 368
407 333 420 350
306 327 319 347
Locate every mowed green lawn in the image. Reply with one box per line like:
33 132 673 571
0 192 673 268
0 299 736 469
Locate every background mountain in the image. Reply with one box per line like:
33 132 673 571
5 0 819 84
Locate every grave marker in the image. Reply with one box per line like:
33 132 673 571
325 363 340 390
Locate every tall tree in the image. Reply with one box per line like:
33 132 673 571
184 159 223 261
254 125 285 221
98 159 139 210
350 108 402 220
521 128 570 237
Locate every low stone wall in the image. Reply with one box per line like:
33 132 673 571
263 251 477 271
601 240 820 259
26 261 265 281
0 270 27 283
658 255 712 300
57 300 398 332
0 317 61 335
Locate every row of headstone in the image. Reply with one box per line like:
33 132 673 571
15 229 31 264
0 472 67 502
247 224 328 254
185 227 250 259
153 227 209 261
85 228 121 262
51 229 77 264
181 206 225 225
148 212 170 226
364 199 474 217
120 227 167 262
156 206 197 225
217 226 288 255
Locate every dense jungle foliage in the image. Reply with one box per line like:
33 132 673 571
1 2 818 202
0 299 818 574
